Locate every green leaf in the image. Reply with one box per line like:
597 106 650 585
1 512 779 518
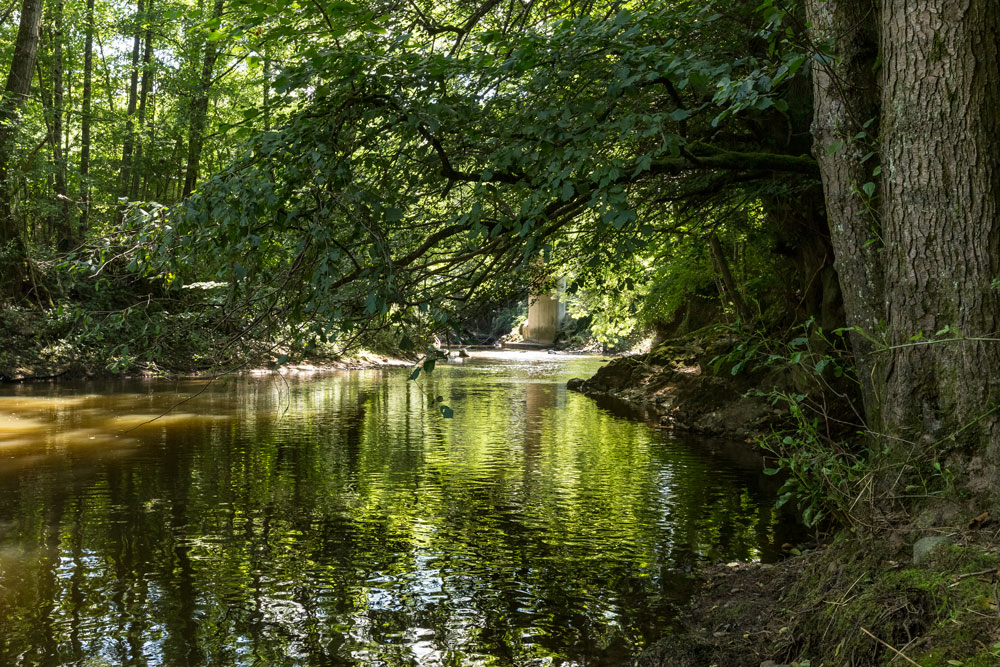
862 182 876 197
560 181 575 201
440 405 454 418
409 368 421 381
826 140 843 156
422 357 436 373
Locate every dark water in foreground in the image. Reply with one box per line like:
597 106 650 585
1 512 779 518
0 352 798 666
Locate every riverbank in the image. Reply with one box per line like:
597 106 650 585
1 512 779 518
631 529 1000 666
567 326 858 442
0 300 413 382
0 350 411 383
584 330 1000 666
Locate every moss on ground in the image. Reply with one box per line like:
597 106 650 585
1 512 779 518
635 536 1000 666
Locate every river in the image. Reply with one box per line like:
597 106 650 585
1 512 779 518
0 351 798 666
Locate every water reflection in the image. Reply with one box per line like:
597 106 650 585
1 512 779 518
0 353 798 665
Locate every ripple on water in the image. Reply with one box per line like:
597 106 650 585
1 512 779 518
0 354 799 666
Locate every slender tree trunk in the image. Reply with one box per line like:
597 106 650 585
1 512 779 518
263 50 271 132
120 0 144 197
183 0 224 197
130 0 153 200
0 0 43 288
708 233 753 324
78 0 94 235
52 0 68 234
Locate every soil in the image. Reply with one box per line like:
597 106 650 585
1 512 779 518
568 327 854 441
630 530 1000 667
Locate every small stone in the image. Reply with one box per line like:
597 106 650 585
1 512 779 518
567 377 586 391
913 535 952 565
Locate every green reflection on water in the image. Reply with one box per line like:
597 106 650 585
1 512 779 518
0 353 799 666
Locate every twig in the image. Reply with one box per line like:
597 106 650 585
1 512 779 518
948 568 996 586
860 627 920 666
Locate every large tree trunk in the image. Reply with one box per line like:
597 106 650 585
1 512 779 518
805 0 883 424
808 0 1000 506
78 0 94 235
0 0 43 290
878 0 1000 485
183 0 224 197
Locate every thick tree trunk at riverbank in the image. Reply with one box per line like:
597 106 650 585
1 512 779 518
878 0 1000 489
805 0 882 426
808 0 1000 506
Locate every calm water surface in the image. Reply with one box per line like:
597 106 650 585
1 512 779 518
0 352 798 666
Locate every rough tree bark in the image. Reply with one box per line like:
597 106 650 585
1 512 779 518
805 0 883 425
878 0 1000 488
807 0 1000 505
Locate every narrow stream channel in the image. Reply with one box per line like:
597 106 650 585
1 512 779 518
0 351 799 666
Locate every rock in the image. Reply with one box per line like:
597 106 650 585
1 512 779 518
567 377 586 391
458 349 470 358
912 535 952 565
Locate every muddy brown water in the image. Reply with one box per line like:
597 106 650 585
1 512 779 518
0 351 799 666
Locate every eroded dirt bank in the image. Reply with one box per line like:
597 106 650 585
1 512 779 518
629 532 1000 667
568 333 798 441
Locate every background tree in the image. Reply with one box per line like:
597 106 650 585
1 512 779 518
0 0 42 289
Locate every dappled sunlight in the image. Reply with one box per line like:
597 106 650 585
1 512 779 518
0 414 47 435
108 412 232 430
0 395 96 410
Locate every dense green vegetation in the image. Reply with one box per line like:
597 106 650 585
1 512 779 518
1 0 829 371
4 0 1000 660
